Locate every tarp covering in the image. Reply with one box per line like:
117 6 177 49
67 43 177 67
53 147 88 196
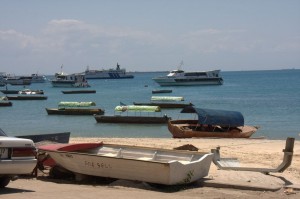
151 96 184 101
58 101 96 107
115 105 161 112
181 106 244 127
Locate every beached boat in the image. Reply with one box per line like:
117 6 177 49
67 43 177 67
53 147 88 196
16 132 70 143
168 106 259 138
94 105 170 124
61 90 96 94
152 69 223 86
18 89 44 95
134 96 193 109
38 142 213 185
6 95 48 100
51 71 90 88
152 89 172 94
83 63 134 79
46 101 104 115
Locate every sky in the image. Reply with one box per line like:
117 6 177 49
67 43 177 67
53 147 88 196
0 0 299 75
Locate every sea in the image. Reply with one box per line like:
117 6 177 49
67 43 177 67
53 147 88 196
0 69 299 140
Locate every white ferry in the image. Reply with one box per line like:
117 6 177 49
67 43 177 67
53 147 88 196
51 72 90 88
83 63 134 79
152 69 223 86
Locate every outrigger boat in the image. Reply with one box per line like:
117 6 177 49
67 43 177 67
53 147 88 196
94 105 170 124
168 106 259 138
46 101 105 115
38 142 214 185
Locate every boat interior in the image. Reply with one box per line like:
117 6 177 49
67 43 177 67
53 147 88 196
67 144 207 164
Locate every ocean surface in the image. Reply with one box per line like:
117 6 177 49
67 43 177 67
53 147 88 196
0 69 299 140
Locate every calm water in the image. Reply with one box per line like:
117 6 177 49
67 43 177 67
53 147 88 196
1 69 299 140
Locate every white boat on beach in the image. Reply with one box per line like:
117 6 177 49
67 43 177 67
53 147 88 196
152 69 223 86
83 63 134 79
38 142 213 185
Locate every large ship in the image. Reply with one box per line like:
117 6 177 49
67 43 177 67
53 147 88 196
83 63 134 79
152 69 223 86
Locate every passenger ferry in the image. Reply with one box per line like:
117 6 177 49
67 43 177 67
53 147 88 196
51 72 90 88
83 63 134 79
152 69 223 86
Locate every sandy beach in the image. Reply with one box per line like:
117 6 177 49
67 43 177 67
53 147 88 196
2 137 300 198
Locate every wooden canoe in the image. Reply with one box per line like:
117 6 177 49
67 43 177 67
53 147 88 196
94 115 170 124
46 108 104 115
61 90 96 94
6 95 48 100
168 119 258 138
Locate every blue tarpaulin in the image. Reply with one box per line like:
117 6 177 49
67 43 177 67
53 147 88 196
181 106 244 127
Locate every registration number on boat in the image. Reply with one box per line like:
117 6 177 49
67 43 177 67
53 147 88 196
0 148 8 159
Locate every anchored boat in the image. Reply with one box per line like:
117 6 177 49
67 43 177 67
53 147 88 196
46 101 105 115
94 105 170 124
168 106 259 138
153 69 223 86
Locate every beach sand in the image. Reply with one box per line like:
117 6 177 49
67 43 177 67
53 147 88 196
2 138 300 198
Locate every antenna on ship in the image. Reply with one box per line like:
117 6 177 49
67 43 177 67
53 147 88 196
60 64 64 75
116 62 120 70
178 60 184 70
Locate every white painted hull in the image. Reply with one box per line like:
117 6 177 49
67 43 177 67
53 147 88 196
42 144 213 185
153 78 223 86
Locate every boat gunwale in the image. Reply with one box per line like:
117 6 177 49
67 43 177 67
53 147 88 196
39 143 211 164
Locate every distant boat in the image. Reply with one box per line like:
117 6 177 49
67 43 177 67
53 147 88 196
6 95 47 100
18 89 44 95
94 105 170 124
38 142 213 185
152 69 223 86
0 97 12 106
133 102 193 109
133 96 193 109
16 132 70 143
46 101 105 115
61 90 96 94
168 106 259 138
51 68 90 88
0 90 19 94
3 77 31 86
152 89 172 94
19 74 47 83
83 63 134 79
